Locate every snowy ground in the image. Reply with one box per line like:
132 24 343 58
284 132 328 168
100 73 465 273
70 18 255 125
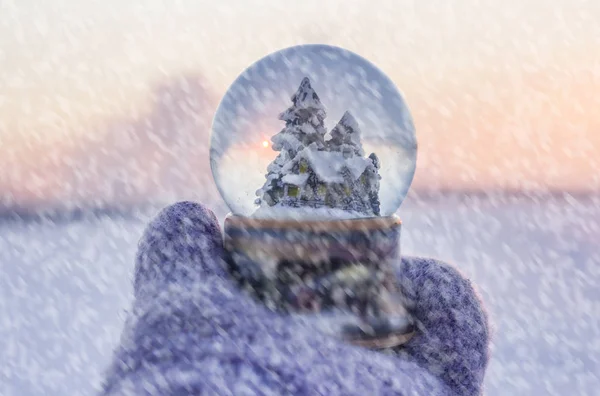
1 195 598 395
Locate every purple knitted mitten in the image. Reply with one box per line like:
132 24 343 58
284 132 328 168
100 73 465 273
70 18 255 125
102 202 489 395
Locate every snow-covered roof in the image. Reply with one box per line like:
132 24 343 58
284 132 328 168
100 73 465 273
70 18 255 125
281 173 309 186
294 147 371 183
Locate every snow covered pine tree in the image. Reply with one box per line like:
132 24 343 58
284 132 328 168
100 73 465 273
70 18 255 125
256 77 382 217
325 111 381 215
255 77 327 207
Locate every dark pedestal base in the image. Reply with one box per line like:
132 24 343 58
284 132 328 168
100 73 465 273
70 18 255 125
223 214 414 349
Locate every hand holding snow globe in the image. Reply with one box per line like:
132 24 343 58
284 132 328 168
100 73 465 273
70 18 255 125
210 45 417 349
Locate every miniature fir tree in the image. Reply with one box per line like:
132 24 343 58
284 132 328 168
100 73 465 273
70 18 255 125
274 77 327 150
255 77 382 217
256 77 327 206
327 111 365 156
324 111 380 214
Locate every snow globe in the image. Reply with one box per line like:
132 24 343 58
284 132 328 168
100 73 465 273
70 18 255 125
210 45 417 349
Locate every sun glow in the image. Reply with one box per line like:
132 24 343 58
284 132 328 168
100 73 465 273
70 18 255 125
262 140 269 148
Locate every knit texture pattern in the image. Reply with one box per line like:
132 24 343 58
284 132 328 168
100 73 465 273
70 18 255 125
101 202 489 395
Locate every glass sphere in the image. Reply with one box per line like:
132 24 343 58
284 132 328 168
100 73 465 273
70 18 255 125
210 44 417 218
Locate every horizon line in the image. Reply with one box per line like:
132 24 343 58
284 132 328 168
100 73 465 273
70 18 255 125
0 188 596 221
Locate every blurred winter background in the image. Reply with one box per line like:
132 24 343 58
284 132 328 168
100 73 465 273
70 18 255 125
1 1 599 395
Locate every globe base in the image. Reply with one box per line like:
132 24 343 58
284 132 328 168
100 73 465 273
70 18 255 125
223 214 415 349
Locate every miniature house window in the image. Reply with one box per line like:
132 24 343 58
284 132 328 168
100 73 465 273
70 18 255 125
287 185 299 197
299 161 308 174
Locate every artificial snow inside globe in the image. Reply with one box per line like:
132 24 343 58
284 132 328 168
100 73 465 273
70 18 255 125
210 44 417 349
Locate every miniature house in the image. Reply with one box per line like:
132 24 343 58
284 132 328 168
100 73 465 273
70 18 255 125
277 145 380 215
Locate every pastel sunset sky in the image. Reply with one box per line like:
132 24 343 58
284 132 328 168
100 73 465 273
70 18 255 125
1 0 598 210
